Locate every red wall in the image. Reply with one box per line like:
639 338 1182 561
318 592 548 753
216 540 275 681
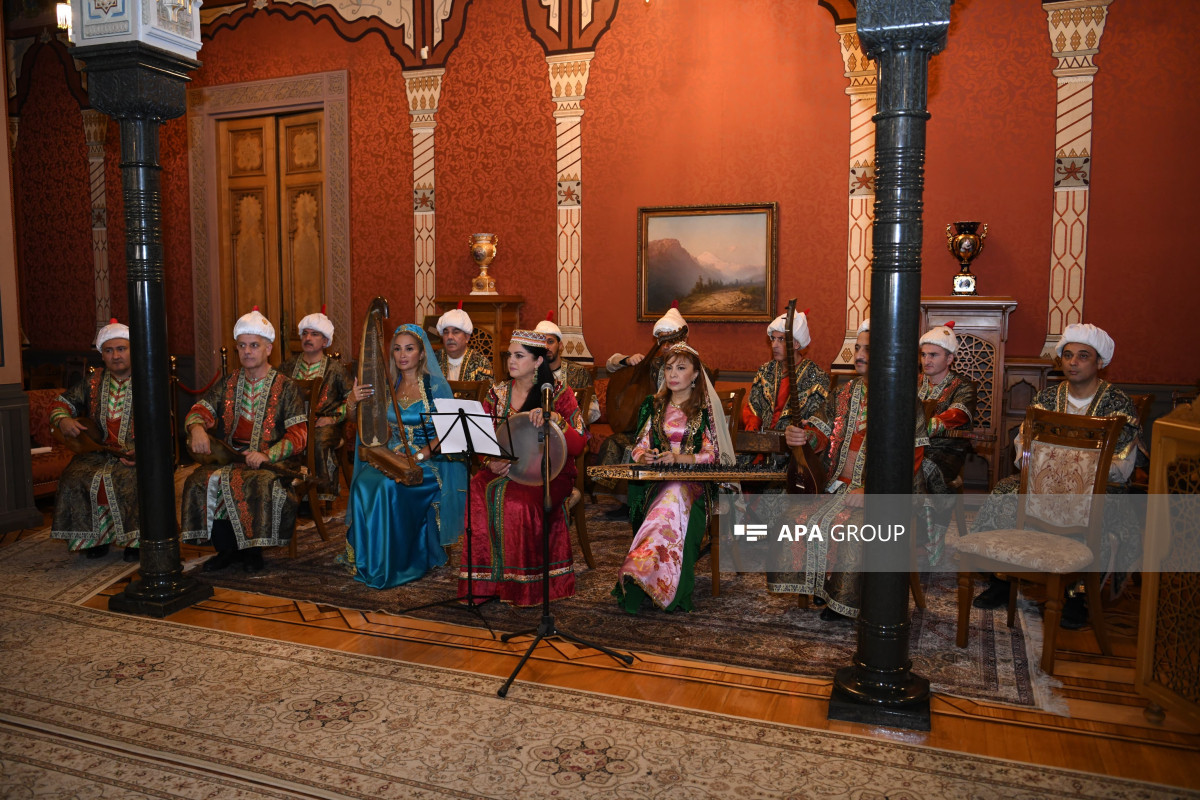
13 0 1200 385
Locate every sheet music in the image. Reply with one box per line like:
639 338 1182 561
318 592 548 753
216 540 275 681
431 398 504 456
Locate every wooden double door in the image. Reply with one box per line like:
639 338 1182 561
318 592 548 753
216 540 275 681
216 110 327 363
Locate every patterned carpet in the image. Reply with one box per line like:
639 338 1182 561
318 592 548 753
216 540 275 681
1 533 1194 799
196 500 1054 710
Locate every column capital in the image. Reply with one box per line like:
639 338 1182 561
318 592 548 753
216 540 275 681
404 67 446 130
1044 0 1114 78
74 42 198 121
548 52 594 116
857 0 951 60
834 23 877 96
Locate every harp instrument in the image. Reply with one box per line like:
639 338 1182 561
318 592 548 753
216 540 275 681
356 297 424 486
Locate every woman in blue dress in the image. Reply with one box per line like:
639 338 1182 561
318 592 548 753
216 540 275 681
339 323 467 589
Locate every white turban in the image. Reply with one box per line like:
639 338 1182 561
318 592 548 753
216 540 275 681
653 306 687 338
234 307 276 343
767 310 811 350
919 321 958 354
297 308 334 343
857 318 870 335
437 307 473 336
95 318 129 352
534 311 563 340
1056 323 1115 367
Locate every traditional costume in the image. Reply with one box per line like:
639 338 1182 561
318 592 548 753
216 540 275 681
50 319 139 554
614 344 735 613
339 325 468 589
972 324 1141 586
536 312 600 424
435 306 493 382
278 308 352 500
917 322 977 565
181 310 308 555
458 330 588 606
742 310 830 434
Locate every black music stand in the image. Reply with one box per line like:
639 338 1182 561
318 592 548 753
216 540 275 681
397 406 514 638
497 404 633 698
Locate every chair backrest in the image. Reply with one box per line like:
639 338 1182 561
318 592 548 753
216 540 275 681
1128 393 1154 428
292 378 324 475
449 380 489 403
714 387 745 442
1016 406 1123 541
571 386 594 429
570 386 595 487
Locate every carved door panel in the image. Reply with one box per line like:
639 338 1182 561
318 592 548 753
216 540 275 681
216 110 327 363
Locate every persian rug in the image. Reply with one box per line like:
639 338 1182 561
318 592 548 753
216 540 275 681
0 591 1193 800
199 503 1053 710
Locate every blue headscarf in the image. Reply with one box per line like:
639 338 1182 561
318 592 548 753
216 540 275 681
390 323 468 545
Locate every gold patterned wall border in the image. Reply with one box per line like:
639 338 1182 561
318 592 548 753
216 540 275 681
200 0 471 69
831 23 877 371
1038 0 1113 359
188 71 350 380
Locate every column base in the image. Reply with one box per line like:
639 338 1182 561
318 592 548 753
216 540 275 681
559 325 593 361
1040 337 1059 360
827 666 931 731
108 576 213 618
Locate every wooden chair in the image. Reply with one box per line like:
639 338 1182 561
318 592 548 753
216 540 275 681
568 386 596 568
289 378 333 557
953 407 1123 674
448 380 489 403
701 387 746 597
1127 393 1154 493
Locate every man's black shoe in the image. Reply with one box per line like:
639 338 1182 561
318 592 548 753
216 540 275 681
973 578 1011 609
203 550 240 572
604 504 630 521
810 595 826 608
243 547 265 573
123 546 139 563
1059 594 1089 630
84 544 110 559
819 606 852 623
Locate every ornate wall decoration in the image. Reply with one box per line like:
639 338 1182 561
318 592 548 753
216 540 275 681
405 67 444 321
188 71 349 378
81 108 111 331
1039 0 1113 358
832 23 877 369
522 0 617 53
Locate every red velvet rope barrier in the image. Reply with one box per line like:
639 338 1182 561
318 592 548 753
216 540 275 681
176 368 223 396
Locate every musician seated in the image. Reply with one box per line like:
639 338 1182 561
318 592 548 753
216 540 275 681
614 344 735 613
916 322 977 566
458 330 588 606
279 307 353 503
436 304 493 382
181 309 308 573
596 304 690 520
742 309 831 449
337 324 466 589
782 319 928 622
49 319 140 561
535 311 600 424
971 323 1142 628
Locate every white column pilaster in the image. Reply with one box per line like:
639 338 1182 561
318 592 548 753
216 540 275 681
81 108 110 331
404 68 445 322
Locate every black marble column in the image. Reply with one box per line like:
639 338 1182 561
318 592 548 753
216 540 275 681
827 0 951 731
75 42 212 617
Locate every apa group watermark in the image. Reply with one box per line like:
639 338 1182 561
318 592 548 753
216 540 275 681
734 523 907 543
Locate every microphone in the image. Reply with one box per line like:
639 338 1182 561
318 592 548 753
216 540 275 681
540 382 554 419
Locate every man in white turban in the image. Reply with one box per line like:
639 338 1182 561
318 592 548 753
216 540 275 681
279 306 356 502
181 307 308 573
605 303 689 375
50 319 140 561
743 308 830 434
436 303 493 382
535 311 599 424
971 322 1142 628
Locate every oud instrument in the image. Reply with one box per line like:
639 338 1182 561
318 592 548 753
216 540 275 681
356 296 423 486
783 300 827 494
588 463 788 483
52 416 133 461
188 431 307 482
920 398 997 442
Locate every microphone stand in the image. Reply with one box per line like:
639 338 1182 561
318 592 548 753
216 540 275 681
497 383 632 698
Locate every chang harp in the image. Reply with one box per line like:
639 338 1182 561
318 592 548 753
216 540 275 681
356 297 424 485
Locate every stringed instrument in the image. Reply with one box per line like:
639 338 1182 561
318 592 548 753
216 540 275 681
356 296 423 486
783 299 827 494
605 338 663 435
188 431 307 482
52 416 133 461
920 398 997 442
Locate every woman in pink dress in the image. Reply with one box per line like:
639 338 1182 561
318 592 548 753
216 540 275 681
614 344 734 612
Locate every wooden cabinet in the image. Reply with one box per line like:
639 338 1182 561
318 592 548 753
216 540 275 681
432 295 524 379
1135 401 1200 727
920 296 1017 489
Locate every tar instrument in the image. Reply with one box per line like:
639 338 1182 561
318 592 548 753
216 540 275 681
356 296 422 486
920 398 997 442
783 299 827 494
52 416 133 461
605 338 663 435
588 463 788 482
496 411 567 486
188 431 307 482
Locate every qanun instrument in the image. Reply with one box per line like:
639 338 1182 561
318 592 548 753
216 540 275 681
588 463 788 482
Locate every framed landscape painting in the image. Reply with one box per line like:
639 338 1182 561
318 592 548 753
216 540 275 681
637 202 777 323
